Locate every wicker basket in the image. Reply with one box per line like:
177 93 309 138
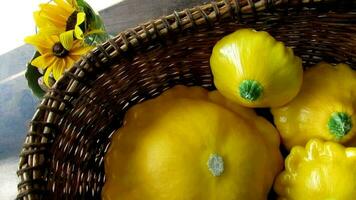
17 0 356 199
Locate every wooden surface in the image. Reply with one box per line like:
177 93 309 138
100 0 207 34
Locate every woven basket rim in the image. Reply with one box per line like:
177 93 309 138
17 0 355 199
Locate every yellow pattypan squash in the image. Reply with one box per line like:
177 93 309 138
103 85 283 200
210 29 303 108
274 139 356 200
272 63 356 149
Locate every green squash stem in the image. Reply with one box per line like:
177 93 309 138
239 80 263 102
328 112 353 139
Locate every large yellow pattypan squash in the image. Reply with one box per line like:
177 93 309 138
274 139 356 200
210 29 303 108
272 63 356 149
103 85 283 200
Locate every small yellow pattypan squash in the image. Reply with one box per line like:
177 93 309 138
274 139 356 200
210 29 303 108
103 85 283 200
272 63 356 149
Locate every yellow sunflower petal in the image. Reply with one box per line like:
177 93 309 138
34 11 60 29
60 31 74 50
38 27 63 36
40 3 71 19
52 59 66 80
34 11 48 28
51 59 61 80
70 43 94 56
65 56 76 69
71 40 84 49
39 14 66 28
43 66 53 87
69 55 81 61
24 35 47 47
74 27 84 40
39 4 68 26
31 53 56 69
70 46 93 56
48 35 60 44
24 35 52 54
76 12 86 25
72 12 86 40
54 0 75 13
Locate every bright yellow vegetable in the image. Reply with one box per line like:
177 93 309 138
272 63 356 149
103 85 283 200
210 28 303 108
274 139 356 200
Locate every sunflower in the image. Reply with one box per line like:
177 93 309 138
25 33 93 86
34 0 85 50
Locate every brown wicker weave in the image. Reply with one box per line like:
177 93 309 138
17 0 356 199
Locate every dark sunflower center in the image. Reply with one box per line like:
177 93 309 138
66 11 78 31
52 42 69 57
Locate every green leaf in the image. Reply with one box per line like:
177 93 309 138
25 52 46 98
84 31 111 46
77 0 100 28
77 0 110 45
